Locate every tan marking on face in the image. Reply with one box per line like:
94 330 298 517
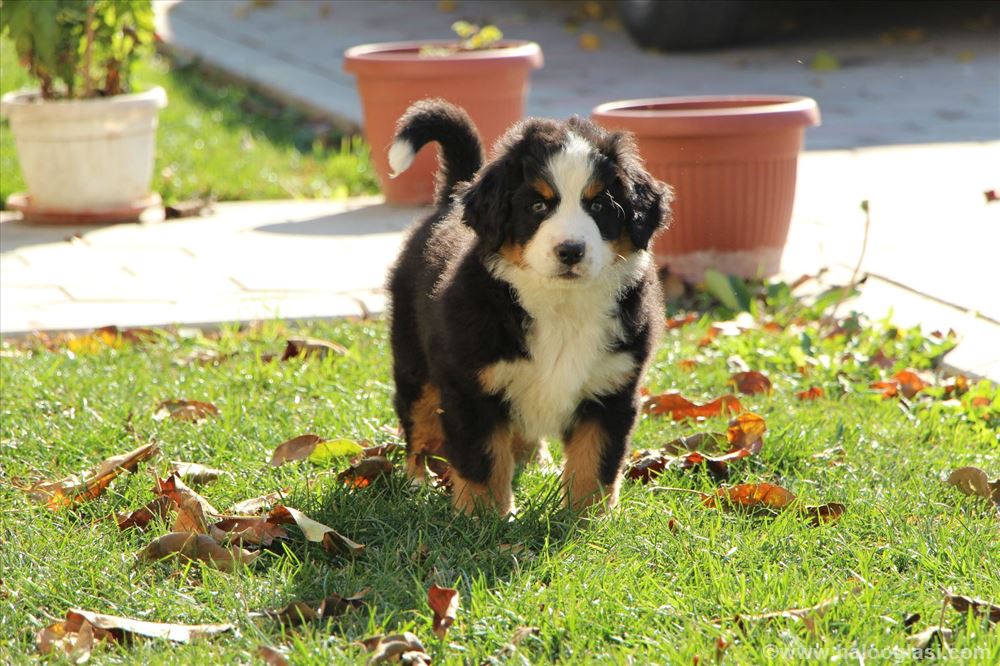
405 384 445 480
450 425 516 515
562 420 621 511
583 179 604 200
611 229 635 259
498 242 527 267
532 178 555 200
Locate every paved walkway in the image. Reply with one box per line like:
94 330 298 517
2 0 998 381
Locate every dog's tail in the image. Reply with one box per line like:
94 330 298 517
389 99 484 207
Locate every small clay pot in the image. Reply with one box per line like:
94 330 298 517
344 40 543 206
592 95 820 281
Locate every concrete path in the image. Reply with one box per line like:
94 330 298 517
153 0 1000 149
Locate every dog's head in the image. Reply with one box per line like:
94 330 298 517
458 117 671 284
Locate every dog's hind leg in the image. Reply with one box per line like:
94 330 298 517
401 383 446 481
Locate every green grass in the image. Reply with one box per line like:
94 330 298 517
1 300 998 664
0 37 379 207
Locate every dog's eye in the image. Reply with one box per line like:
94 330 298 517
530 201 548 214
589 200 604 213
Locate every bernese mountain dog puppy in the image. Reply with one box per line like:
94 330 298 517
387 99 671 515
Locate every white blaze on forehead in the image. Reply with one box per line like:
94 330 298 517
546 132 595 203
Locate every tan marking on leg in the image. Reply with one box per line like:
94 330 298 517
450 426 515 516
583 179 605 200
498 242 527 267
405 384 445 481
532 178 555 200
562 420 620 511
512 433 539 465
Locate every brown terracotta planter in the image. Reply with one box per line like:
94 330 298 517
592 96 820 281
344 40 543 206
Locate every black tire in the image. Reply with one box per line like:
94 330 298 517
617 0 750 50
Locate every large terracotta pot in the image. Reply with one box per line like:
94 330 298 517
592 96 820 281
344 40 542 206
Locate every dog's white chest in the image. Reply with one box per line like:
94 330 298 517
481 297 636 440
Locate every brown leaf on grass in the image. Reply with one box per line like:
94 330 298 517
811 446 846 465
698 326 721 347
361 632 430 665
227 490 287 515
169 461 225 485
26 441 159 509
267 505 364 557
360 442 405 459
175 349 230 367
665 312 698 329
210 516 288 547
946 466 1000 506
970 395 991 408
868 349 895 369
117 495 174 531
37 608 234 657
154 473 220 516
724 588 859 633
258 645 289 666
137 532 259 572
726 413 766 453
643 392 743 420
173 496 211 534
908 625 952 650
428 585 460 639
257 590 367 627
946 591 1000 624
676 358 699 371
942 375 969 396
703 483 796 511
627 433 731 482
281 337 347 361
870 380 899 399
153 399 219 423
893 370 930 398
801 502 846 526
338 456 393 488
730 371 772 395
797 386 825 401
269 434 325 466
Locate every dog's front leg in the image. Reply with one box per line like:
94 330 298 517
562 391 638 512
439 390 516 516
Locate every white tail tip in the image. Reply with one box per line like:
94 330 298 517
388 139 415 179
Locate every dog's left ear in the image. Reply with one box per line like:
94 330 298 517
609 133 672 250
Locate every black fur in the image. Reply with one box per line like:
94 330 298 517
388 100 671 509
393 98 484 206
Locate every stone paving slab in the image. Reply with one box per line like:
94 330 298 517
154 0 1000 149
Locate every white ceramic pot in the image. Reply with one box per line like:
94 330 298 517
1 86 167 214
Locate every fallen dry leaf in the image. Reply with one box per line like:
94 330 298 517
137 532 259 572
797 386 824 401
946 466 998 506
801 502 846 526
428 585 460 639
893 370 930 399
38 608 234 658
170 461 225 485
153 399 219 423
227 490 287 515
676 358 700 371
946 591 1000 624
281 337 347 361
362 632 429 665
117 495 174 531
726 412 766 452
703 483 796 512
338 456 393 488
942 375 969 396
643 392 743 420
268 505 364 557
870 380 900 399
724 588 859 633
730 371 772 395
269 435 364 467
256 590 367 627
154 473 220 516
173 496 211 534
665 312 698 329
26 441 159 509
210 516 288 548
258 645 289 666
908 625 952 651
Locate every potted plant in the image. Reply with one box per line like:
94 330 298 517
1 0 166 224
592 96 821 282
344 21 542 205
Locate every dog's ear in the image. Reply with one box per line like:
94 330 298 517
607 132 672 251
459 157 510 251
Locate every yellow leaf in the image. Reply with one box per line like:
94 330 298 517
810 50 840 72
309 438 365 463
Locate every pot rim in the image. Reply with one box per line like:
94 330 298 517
344 39 543 75
592 95 821 136
1 86 167 119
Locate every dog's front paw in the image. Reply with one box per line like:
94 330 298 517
451 475 515 517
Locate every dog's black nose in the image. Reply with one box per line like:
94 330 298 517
555 241 585 266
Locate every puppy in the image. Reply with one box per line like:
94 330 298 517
387 99 670 515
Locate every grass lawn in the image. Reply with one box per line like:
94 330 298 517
0 37 379 208
1 288 998 664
